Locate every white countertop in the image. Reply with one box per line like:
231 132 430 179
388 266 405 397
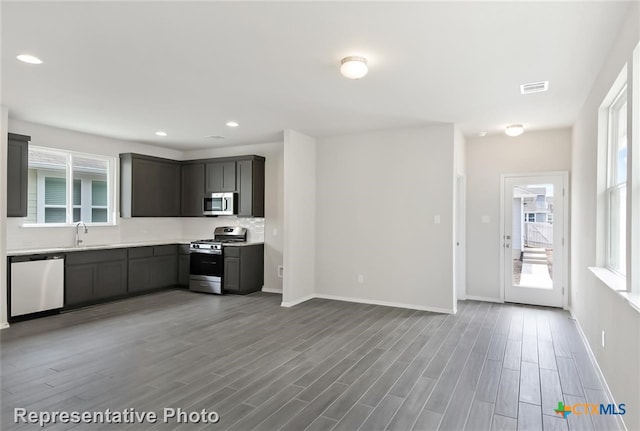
7 239 265 256
7 239 191 256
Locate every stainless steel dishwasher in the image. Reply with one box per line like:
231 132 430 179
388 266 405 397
10 254 65 318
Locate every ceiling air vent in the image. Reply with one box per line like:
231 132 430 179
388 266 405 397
520 81 549 94
205 135 225 140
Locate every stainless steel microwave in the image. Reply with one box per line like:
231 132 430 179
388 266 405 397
203 193 237 216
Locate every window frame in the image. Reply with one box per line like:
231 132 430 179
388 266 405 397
25 146 117 227
605 84 628 277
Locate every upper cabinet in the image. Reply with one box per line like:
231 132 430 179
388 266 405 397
120 153 181 217
181 162 205 217
119 153 264 218
205 161 236 193
7 133 29 217
237 157 265 217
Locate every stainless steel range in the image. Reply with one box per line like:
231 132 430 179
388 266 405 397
189 227 247 294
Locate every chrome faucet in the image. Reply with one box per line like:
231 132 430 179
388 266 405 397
75 221 88 246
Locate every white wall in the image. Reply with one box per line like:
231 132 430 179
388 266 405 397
465 128 571 300
571 3 639 430
1 106 8 328
281 130 316 306
183 141 284 293
315 125 456 313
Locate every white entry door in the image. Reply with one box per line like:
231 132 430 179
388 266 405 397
502 173 567 308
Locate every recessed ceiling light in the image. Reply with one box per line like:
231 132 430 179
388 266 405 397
155 131 167 136
505 124 524 137
340 56 368 79
520 81 548 94
226 121 239 128
17 54 43 64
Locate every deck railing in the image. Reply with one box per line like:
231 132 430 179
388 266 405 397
524 222 553 248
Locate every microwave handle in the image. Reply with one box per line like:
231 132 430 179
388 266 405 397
223 198 228 211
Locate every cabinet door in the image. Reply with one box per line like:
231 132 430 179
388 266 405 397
152 255 178 288
206 162 236 193
236 160 253 217
128 258 153 292
65 264 96 306
95 260 127 299
178 254 190 287
181 163 205 216
236 158 265 217
223 256 240 293
7 135 28 217
131 157 181 216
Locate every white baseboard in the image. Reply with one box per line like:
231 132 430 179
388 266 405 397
0 322 9 330
261 287 283 294
464 295 504 303
569 308 628 431
280 294 314 308
313 293 455 314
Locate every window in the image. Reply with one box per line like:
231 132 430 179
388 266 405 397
27 147 115 225
606 85 627 276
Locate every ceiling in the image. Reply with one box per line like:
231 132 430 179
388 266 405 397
1 1 632 150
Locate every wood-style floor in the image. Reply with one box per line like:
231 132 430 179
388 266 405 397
0 290 625 430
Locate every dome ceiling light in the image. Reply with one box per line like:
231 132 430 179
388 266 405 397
340 56 368 79
505 124 524 137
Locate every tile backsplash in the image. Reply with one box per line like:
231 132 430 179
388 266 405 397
6 216 265 251
181 217 265 242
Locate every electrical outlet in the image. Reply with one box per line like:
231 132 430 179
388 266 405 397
357 274 364 284
601 330 606 348
277 266 284 278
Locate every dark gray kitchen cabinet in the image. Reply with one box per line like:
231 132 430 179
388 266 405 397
120 153 181 217
223 244 264 294
181 162 205 216
7 133 29 217
152 245 178 288
127 247 153 293
65 264 96 305
177 245 190 287
206 161 236 193
128 245 177 293
65 249 128 307
236 157 265 217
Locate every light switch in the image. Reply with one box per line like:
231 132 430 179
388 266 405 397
481 216 491 224
434 215 441 224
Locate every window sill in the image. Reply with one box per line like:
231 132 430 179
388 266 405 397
588 266 640 313
21 222 117 228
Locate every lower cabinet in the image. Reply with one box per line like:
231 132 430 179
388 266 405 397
127 245 177 293
177 245 190 287
65 249 128 307
223 244 264 294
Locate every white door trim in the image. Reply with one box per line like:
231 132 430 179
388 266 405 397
455 173 467 301
500 171 569 309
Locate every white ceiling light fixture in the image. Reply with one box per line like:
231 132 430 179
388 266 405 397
340 56 368 79
505 124 524 137
17 54 43 64
155 131 167 136
226 121 239 128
